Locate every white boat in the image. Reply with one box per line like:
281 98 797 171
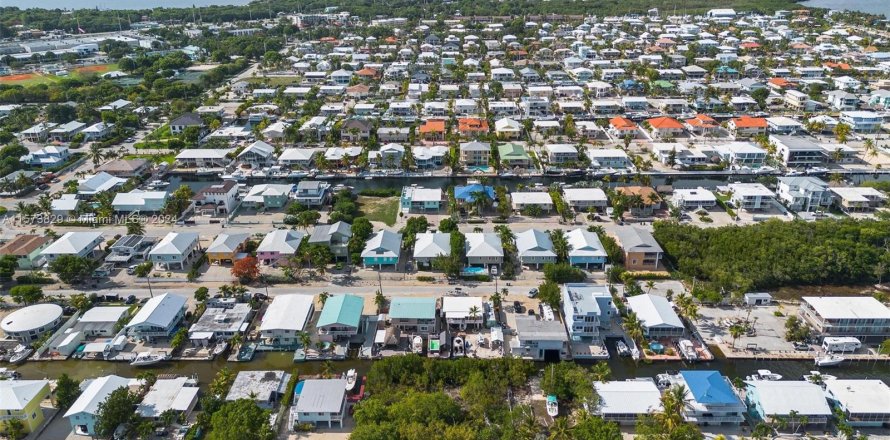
746 369 783 381
678 339 698 361
345 369 358 391
453 337 465 357
411 336 423 354
130 351 169 366
616 340 631 357
212 342 228 357
0 368 20 379
803 371 837 384
546 395 558 418
8 346 32 364
815 354 845 367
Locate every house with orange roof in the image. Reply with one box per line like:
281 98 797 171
727 116 768 138
457 118 489 139
608 117 639 139
767 77 796 91
355 67 380 79
419 119 446 142
645 117 684 139
789 42 811 54
684 114 719 136
384 36 398 44
739 42 761 51
346 84 370 99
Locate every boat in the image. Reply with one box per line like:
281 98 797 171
8 346 32 364
453 337 465 357
288 171 309 179
678 339 698 361
616 340 631 357
211 342 228 357
815 354 845 367
411 336 423 354
803 371 837 384
147 179 169 189
0 368 20 379
316 174 336 179
130 351 169 367
546 395 559 418
746 369 783 381
345 369 358 391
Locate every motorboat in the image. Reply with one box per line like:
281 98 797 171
8 346 32 364
288 171 309 179
803 371 837 384
453 337 465 357
815 354 845 367
806 167 830 175
130 351 169 367
746 369 783 381
546 395 559 418
211 342 228 357
678 340 698 361
0 368 20 379
411 336 423 354
345 369 358 391
147 179 170 189
616 340 631 357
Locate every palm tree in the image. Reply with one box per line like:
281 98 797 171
489 291 503 312
549 229 569 263
729 323 744 349
133 262 155 298
591 362 611 382
321 360 334 379
622 311 645 346
657 385 690 435
298 331 312 349
374 290 387 313
87 143 105 168
318 291 331 306
468 305 481 327
126 220 145 236
644 280 655 294
548 417 572 440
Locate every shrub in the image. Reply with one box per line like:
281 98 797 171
417 276 436 282
543 263 586 283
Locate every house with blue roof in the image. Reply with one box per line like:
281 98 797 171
668 371 746 426
454 184 495 205
389 297 437 335
316 295 364 339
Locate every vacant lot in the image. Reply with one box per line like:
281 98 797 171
0 63 119 86
358 196 399 226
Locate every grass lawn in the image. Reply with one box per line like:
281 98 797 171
135 124 174 149
123 153 176 165
0 63 119 87
247 76 300 87
358 196 399 226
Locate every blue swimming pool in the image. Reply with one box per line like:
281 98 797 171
461 267 486 275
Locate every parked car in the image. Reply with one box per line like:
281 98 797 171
527 288 538 298
126 264 139 275
793 341 810 351
125 295 137 305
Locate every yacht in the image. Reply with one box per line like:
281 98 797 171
345 369 358 391
814 354 845 367
746 369 783 381
411 336 424 354
678 339 698 361
130 351 169 367
616 340 631 357
453 337 465 357
803 371 837 384
8 346 32 364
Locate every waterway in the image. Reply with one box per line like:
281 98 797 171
801 0 890 18
2 0 250 10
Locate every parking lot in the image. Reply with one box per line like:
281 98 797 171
693 304 802 354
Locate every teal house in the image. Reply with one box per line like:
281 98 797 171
389 297 438 335
361 230 402 268
316 294 364 338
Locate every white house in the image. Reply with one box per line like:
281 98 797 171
515 229 556 268
125 293 188 341
441 296 485 330
728 183 775 211
294 379 348 427
40 231 103 263
149 232 201 270
65 375 138 436
259 294 315 348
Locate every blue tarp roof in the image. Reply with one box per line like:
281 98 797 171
454 184 495 202
680 370 738 404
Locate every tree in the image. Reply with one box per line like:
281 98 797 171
623 312 645 346
537 280 561 310
636 385 702 440
729 324 744 349
295 210 321 231
833 122 851 143
94 387 140 438
87 143 106 168
125 220 145 236
134 262 155 298
69 292 92 312
0 255 16 281
549 417 572 440
54 374 81 409
540 362 596 406
9 285 43 305
573 412 621 440
163 185 195 218
231 256 260 283
171 328 188 350
2 419 24 440
49 255 95 284
374 290 387 313
439 217 458 233
194 286 209 302
318 291 331 306
549 229 569 263
207 399 275 440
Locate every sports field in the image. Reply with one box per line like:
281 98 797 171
0 63 119 86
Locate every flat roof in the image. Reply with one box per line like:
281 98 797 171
627 294 683 330
748 380 831 416
260 294 314 332
595 380 663 415
803 296 890 320
824 380 890 414
295 379 347 413
2 304 63 333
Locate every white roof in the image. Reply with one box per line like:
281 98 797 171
511 192 553 205
126 293 187 329
566 228 606 258
79 306 129 324
112 190 167 207
748 381 831 416
465 233 504 258
728 182 774 197
0 380 49 410
831 187 886 202
136 377 199 418
65 375 134 417
405 187 442 203
175 148 233 160
260 294 314 332
413 232 451 259
803 296 890 320
295 379 346 413
150 232 198 256
626 294 683 330
442 297 483 320
361 230 402 257
563 187 607 203
279 148 322 162
256 230 305 254
206 233 249 254
78 172 126 194
594 380 663 415
673 187 716 203
515 229 555 257
824 380 890 415
41 231 102 256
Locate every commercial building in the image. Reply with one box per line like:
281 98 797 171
799 296 890 342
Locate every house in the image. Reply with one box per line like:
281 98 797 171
361 230 401 268
594 379 663 425
112 190 167 213
259 294 315 348
169 113 206 136
0 234 51 269
442 297 484 330
243 184 293 209
413 232 451 268
824 379 890 428
497 143 531 168
826 90 859 111
515 229 557 268
257 230 305 266
746 381 831 429
766 116 804 135
494 117 522 139
712 142 767 167
609 117 640 139
175 149 233 169
125 293 188 341
612 227 663 271
20 145 70 167
97 99 132 111
460 141 491 166
465 233 504 269
51 194 80 217
377 127 410 143
136 377 200 421
238 141 276 167
49 121 86 142
419 119 446 142
369 143 405 168
389 297 437 335
562 188 608 212
294 181 331 207
839 111 882 133
664 371 746 425
511 315 568 361
770 135 824 167
684 114 719 136
412 146 448 168
294 379 348 428
308 222 352 259
149 232 201 270
544 144 579 165
192 181 239 216
646 117 685 139
831 187 887 212
65 375 137 436
561 284 613 339
511 192 553 213
104 235 156 266
727 182 774 211
206 233 250 264
278 148 321 169
40 231 103 263
77 172 126 197
316 294 364 339
97 158 149 177
262 121 290 140
614 186 662 216
75 306 130 337
558 227 605 269
0 380 51 434
671 187 717 210
188 303 252 346
776 177 832 212
340 119 372 142
626 294 685 338
400 186 442 212
19 122 56 142
588 148 632 169
799 296 890 342
457 118 489 138
225 370 291 409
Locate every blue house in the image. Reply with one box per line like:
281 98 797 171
454 184 495 205
65 375 136 436
361 230 402 268
670 371 746 426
